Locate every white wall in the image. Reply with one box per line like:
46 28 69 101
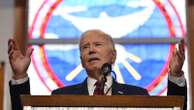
0 0 14 110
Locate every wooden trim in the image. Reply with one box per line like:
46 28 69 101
189 0 194 5
27 38 183 45
14 0 27 54
0 62 5 110
15 0 26 7
187 2 194 110
21 95 184 109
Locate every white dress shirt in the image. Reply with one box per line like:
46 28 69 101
87 74 112 96
168 74 186 87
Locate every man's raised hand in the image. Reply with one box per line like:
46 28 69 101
8 39 33 80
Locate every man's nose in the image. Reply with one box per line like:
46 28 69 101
88 45 96 54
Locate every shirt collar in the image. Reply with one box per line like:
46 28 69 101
87 74 113 89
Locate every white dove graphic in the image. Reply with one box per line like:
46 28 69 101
53 0 155 38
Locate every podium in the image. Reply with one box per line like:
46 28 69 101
21 95 184 110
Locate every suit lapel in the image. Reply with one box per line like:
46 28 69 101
81 78 125 95
112 79 125 95
79 78 89 95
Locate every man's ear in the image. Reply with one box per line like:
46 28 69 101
111 50 117 64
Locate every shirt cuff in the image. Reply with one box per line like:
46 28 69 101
11 75 29 85
168 74 186 87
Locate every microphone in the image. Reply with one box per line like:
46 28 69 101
101 63 112 95
101 63 112 77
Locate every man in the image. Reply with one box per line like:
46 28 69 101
8 29 187 110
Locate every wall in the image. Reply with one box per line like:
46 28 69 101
0 0 14 110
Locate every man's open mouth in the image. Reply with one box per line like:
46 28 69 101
88 57 100 62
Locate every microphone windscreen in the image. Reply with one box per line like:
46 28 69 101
101 63 112 76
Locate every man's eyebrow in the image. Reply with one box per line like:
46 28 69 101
94 41 105 43
80 42 89 47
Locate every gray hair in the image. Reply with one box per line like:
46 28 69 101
79 29 116 51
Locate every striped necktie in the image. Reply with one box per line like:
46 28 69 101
93 81 104 95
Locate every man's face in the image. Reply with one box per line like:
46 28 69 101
80 30 116 77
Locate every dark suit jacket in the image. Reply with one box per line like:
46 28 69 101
168 80 187 110
9 78 186 110
52 78 149 95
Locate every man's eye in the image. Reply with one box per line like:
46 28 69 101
95 43 102 46
82 45 89 49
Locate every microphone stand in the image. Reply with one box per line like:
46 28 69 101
100 63 112 95
99 75 107 95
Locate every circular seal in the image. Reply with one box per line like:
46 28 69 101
28 0 185 95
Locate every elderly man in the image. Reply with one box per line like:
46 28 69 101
8 29 187 110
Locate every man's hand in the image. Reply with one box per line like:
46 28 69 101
8 39 33 80
169 39 185 77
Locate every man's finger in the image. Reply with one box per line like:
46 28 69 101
173 48 178 57
170 48 177 64
25 48 34 58
8 43 12 54
12 40 18 50
179 39 185 54
175 50 185 65
8 39 13 45
8 39 18 50
9 51 14 60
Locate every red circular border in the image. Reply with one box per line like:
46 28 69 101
29 0 186 93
